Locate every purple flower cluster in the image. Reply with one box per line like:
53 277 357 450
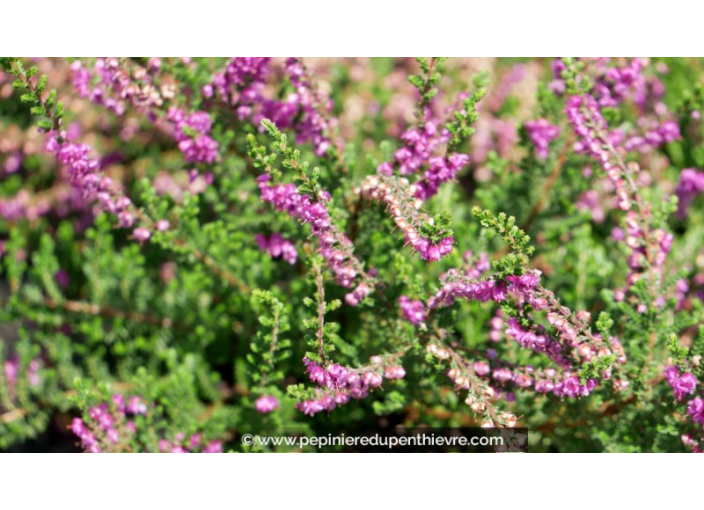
408 233 454 262
255 395 280 414
298 358 395 416
166 108 219 164
71 59 129 115
552 375 598 398
664 366 698 401
70 393 223 453
375 120 469 201
463 251 491 279
566 94 631 211
429 278 507 308
344 282 372 306
378 121 448 177
70 418 102 453
256 175 303 216
505 318 569 367
159 434 223 453
399 295 426 325
384 366 406 379
675 168 704 219
258 175 369 297
461 357 599 400
46 136 101 196
0 189 53 221
359 175 455 262
256 174 331 236
284 58 335 157
592 58 645 108
429 271 542 309
71 58 171 116
524 119 560 160
622 121 679 152
211 57 270 109
551 58 648 107
3 358 41 395
208 57 298 130
208 57 337 157
688 397 704 426
70 394 147 453
618 212 673 293
256 233 297 265
414 153 470 200
42 130 163 244
318 232 357 287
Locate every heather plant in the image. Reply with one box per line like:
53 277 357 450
0 57 703 453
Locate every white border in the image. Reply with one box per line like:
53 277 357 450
0 453 700 505
1 1 702 55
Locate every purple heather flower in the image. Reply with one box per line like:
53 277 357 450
203 441 223 453
525 119 559 159
255 395 279 414
133 227 151 243
675 168 704 219
664 366 698 401
256 233 298 265
384 366 406 379
127 395 147 415
399 296 426 325
55 269 70 290
687 397 704 425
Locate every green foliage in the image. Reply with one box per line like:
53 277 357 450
1 57 704 453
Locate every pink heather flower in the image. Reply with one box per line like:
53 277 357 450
133 227 151 243
377 161 393 176
399 296 426 325
344 282 372 306
473 361 490 376
493 367 514 383
106 429 120 444
665 366 698 401
565 95 630 210
126 396 147 415
525 119 559 159
70 418 87 437
112 394 126 413
203 441 223 453
334 392 350 405
687 398 704 425
168 110 220 164
362 372 383 388
554 375 596 399
411 235 453 262
384 366 406 379
255 233 298 265
674 373 697 401
535 380 555 393
156 219 170 231
185 434 200 450
255 395 279 414
675 169 704 219
69 418 101 452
